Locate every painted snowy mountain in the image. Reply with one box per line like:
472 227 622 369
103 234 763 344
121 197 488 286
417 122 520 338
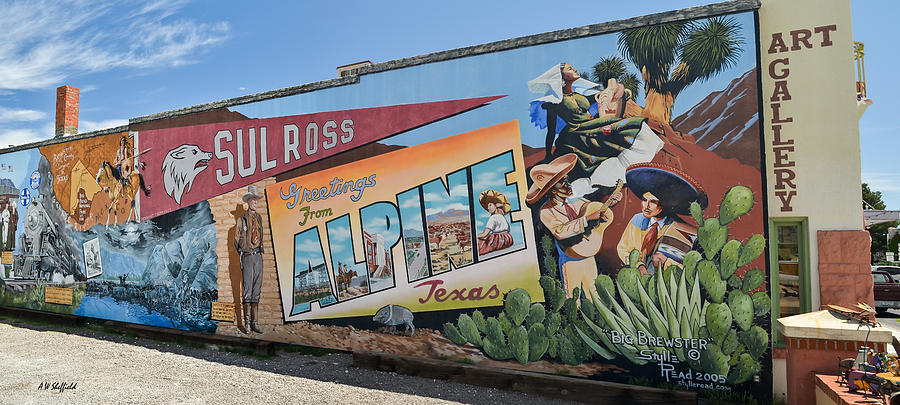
671 68 761 169
142 224 218 290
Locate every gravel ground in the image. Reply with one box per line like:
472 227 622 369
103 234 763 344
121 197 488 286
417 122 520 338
0 316 582 405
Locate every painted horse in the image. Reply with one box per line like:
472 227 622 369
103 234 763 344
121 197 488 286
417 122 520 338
95 161 146 227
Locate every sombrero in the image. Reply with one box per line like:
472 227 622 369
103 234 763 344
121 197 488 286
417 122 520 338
479 190 511 213
624 163 707 215
525 154 577 205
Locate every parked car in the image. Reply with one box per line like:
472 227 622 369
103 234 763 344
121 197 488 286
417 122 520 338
873 270 900 313
873 265 900 282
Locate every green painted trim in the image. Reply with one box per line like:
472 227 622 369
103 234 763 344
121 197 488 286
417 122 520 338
768 217 811 346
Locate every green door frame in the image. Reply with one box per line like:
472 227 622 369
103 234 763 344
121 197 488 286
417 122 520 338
768 217 811 346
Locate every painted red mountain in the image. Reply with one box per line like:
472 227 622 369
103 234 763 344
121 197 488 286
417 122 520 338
671 68 761 170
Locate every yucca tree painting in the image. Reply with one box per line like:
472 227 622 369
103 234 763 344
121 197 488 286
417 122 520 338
591 56 642 98
612 17 743 124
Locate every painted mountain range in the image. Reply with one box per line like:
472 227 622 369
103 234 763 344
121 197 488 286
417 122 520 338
426 209 469 223
671 68 761 169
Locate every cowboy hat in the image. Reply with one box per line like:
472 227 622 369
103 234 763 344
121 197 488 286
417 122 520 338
242 185 263 202
624 163 707 215
479 190 511 213
525 154 577 205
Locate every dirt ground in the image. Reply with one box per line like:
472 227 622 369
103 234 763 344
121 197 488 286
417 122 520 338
0 315 586 405
218 320 629 378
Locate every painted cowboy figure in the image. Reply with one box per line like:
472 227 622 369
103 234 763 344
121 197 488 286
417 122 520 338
616 163 707 275
234 185 264 333
527 153 622 298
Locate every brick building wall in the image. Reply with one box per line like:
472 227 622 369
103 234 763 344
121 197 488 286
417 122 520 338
210 178 282 331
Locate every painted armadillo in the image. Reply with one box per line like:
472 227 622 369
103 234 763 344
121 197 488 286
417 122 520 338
373 304 415 336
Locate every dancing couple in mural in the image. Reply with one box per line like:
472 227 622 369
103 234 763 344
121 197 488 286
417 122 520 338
528 63 664 200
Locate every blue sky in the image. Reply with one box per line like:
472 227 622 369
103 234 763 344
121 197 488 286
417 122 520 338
0 0 894 206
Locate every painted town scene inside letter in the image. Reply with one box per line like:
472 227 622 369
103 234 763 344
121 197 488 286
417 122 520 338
0 9 773 402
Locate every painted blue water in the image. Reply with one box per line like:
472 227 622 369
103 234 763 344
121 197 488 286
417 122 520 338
74 295 214 332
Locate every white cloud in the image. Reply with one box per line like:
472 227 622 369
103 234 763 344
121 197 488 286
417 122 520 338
400 196 420 209
80 119 129 132
449 184 468 196
474 170 504 191
425 203 468 216
422 192 443 202
296 237 323 256
328 226 352 243
0 0 230 91
365 217 386 231
0 128 53 148
0 107 46 122
423 184 469 203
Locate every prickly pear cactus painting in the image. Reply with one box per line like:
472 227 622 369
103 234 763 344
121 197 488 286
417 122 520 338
442 185 770 399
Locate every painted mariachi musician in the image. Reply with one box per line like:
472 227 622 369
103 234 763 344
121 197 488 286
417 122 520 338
616 163 707 275
527 154 623 298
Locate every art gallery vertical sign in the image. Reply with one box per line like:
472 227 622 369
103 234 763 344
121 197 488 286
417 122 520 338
758 0 864 225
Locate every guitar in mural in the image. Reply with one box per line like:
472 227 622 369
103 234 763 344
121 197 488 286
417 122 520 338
557 180 624 259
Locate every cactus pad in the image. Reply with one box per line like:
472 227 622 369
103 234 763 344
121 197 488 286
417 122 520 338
508 325 529 364
698 218 728 260
706 303 733 344
751 292 771 317
719 185 754 225
719 239 741 279
504 288 532 326
738 234 766 267
690 201 704 225
528 323 550 362
698 260 726 303
728 290 753 331
741 268 765 293
457 314 482 346
442 323 468 345
617 266 641 303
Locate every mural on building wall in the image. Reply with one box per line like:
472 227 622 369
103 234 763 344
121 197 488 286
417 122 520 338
265 121 538 321
0 9 771 402
0 135 219 332
134 97 503 220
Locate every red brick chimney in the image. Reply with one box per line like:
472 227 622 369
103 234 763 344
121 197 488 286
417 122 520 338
55 85 79 137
